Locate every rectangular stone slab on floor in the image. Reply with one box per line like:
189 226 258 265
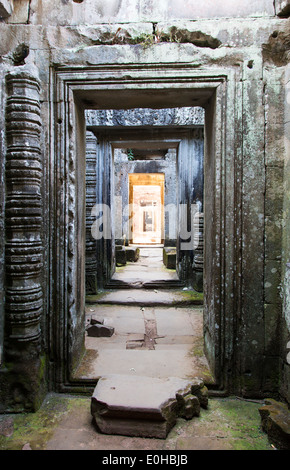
91 375 204 439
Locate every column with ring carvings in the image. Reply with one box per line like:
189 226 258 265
2 66 45 411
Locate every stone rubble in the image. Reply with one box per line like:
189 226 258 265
91 375 208 439
259 398 290 450
86 315 115 338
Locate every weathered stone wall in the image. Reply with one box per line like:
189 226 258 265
4 0 276 25
281 62 290 403
0 0 289 409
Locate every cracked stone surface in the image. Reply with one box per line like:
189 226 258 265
91 375 207 438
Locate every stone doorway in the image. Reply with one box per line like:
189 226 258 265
86 125 204 290
51 65 231 395
81 113 208 393
129 173 164 245
108 136 182 288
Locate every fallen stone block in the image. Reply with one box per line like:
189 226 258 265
86 324 114 337
259 398 290 450
90 314 104 325
91 375 208 438
163 247 176 269
179 394 200 420
125 246 140 262
193 384 209 409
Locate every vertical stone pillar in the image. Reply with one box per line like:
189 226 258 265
193 213 204 292
85 131 98 295
2 67 45 411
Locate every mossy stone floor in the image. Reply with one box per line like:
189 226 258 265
0 394 274 450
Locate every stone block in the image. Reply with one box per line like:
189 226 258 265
263 72 285 166
193 271 203 293
265 166 284 217
259 399 290 449
6 0 29 23
115 246 127 266
265 216 283 260
90 315 104 325
163 247 176 269
195 385 209 409
281 361 290 405
86 324 114 337
179 394 200 419
91 375 208 438
125 246 140 262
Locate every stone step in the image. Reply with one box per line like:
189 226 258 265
105 279 185 289
86 289 203 306
91 375 208 439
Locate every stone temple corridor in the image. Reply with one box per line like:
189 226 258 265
79 248 212 383
0 0 290 453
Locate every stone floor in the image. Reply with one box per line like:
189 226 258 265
111 246 179 283
0 393 275 451
75 303 212 382
0 248 278 451
77 246 209 381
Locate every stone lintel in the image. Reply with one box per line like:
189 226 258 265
85 107 205 128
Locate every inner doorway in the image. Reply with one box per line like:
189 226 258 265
90 126 204 289
111 140 180 286
129 173 164 245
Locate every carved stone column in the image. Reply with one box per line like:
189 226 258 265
2 67 45 411
193 213 204 292
85 131 98 295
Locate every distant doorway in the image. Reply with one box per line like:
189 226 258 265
129 173 164 245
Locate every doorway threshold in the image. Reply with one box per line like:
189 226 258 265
105 278 185 290
110 246 182 289
86 288 203 307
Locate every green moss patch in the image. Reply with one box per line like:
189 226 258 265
0 395 88 450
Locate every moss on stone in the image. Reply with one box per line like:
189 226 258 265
215 398 273 450
189 337 204 358
180 289 204 304
85 291 110 304
0 396 66 450
0 395 275 450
